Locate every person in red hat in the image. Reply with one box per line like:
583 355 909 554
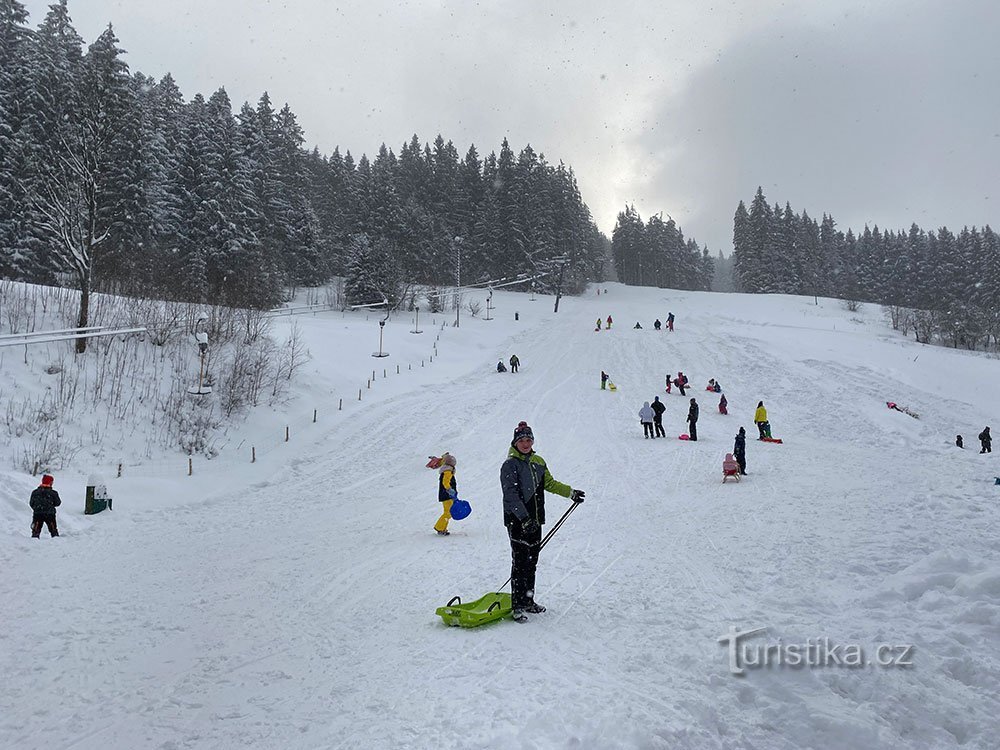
30 474 61 538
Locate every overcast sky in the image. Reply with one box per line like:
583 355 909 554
22 0 999 253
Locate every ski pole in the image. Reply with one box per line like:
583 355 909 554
498 501 580 591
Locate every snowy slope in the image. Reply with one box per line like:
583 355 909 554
3 284 999 750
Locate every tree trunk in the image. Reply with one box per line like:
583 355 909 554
76 270 90 354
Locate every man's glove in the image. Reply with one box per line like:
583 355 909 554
522 518 540 535
571 489 585 503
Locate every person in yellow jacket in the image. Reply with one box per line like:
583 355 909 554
754 401 768 440
434 453 458 535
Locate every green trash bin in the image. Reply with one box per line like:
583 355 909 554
85 478 112 515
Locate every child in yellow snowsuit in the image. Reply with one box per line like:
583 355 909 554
434 453 458 535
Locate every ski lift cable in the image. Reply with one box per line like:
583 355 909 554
0 326 148 348
0 325 108 342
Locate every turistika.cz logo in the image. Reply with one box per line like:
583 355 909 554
718 626 915 676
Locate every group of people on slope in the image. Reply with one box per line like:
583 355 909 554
496 354 520 373
956 427 992 453
431 422 586 623
639 397 668 438
596 315 613 331
636 313 676 331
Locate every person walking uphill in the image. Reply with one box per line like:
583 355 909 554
639 401 655 438
501 422 584 622
509 354 520 373
687 398 699 441
651 396 666 437
979 426 992 454
754 401 768 440
30 474 61 538
734 427 747 475
434 453 458 535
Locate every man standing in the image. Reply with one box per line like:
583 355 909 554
687 398 699 441
651 396 666 437
30 474 61 538
979 426 992 454
509 354 520 373
501 422 585 622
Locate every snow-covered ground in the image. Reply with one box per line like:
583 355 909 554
3 284 999 749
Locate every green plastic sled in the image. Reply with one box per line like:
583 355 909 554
436 591 512 627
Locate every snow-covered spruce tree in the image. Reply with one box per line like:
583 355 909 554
28 19 133 353
0 0 34 279
344 234 400 307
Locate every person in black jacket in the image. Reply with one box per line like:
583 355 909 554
500 421 584 622
30 474 61 538
734 427 747 475
956 434 964 449
651 396 666 437
979 426 992 454
687 398 699 441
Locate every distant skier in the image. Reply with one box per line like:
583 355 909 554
501 421 585 622
667 312 675 331
651 396 666 437
606 315 613 329
754 401 768 440
956 434 964 449
601 371 609 390
634 322 642 329
979 426 992 454
596 318 602 331
719 393 728 415
686 398 699 441
639 401 655 439
29 474 61 538
734 427 747 475
665 374 672 394
434 453 458 535
496 360 507 373
654 319 662 331
509 354 520 373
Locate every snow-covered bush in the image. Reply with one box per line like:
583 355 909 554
0 282 310 470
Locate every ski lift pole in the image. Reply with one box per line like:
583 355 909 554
497 501 581 591
188 332 212 396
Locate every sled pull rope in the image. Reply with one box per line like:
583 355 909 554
498 501 581 591
447 596 461 607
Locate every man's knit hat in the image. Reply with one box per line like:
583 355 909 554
512 421 534 444
41 474 54 487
